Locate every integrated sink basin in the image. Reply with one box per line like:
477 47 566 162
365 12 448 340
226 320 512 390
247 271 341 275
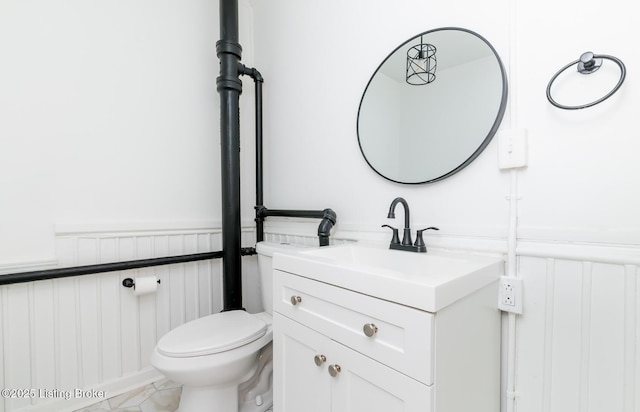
272 242 504 312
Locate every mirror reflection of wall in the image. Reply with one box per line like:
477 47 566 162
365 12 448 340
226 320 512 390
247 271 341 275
357 28 508 184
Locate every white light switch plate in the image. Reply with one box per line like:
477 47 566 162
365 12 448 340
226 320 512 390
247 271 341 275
498 129 528 169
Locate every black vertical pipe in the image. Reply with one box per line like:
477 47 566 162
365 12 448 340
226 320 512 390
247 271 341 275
255 75 265 242
237 64 264 243
217 0 243 311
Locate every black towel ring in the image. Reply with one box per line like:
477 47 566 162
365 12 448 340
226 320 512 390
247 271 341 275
546 51 626 110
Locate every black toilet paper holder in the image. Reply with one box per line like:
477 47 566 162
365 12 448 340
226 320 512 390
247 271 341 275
122 277 161 288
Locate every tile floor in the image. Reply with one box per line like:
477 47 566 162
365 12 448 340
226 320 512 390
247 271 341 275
74 379 274 412
74 379 181 412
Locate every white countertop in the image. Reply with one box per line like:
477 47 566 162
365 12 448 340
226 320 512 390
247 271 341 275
272 242 504 312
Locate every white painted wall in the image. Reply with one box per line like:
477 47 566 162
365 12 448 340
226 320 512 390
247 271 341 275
515 1 639 245
0 0 258 265
250 0 639 243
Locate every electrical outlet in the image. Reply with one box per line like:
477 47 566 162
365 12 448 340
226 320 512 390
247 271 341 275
498 276 523 314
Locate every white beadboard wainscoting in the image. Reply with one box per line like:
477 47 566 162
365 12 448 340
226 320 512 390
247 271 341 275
0 225 260 412
2 222 638 412
514 241 640 412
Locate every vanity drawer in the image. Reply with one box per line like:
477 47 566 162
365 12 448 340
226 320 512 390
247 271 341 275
274 269 434 385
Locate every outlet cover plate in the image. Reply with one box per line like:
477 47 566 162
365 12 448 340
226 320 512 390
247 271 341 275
498 276 523 314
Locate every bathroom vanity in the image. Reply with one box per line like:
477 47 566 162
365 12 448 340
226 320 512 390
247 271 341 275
272 243 503 412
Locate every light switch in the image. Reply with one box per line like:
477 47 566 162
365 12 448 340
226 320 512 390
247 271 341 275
498 129 528 169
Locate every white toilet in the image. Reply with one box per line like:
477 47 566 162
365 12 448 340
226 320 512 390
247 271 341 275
150 241 304 412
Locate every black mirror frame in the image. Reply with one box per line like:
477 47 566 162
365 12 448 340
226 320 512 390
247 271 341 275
356 27 509 185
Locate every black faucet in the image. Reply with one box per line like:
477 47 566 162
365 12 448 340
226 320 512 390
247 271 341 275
387 197 413 246
382 197 439 253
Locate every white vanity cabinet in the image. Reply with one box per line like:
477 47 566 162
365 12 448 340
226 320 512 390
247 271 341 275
273 262 501 412
274 312 430 412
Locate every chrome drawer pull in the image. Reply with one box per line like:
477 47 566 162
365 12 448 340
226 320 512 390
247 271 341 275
328 364 341 377
363 323 378 337
314 354 326 366
290 295 302 305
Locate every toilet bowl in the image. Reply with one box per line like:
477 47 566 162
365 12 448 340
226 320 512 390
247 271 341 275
150 241 308 412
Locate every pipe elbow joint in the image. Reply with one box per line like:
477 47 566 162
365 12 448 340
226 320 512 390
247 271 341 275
238 63 264 83
252 68 264 83
255 205 267 219
317 209 337 246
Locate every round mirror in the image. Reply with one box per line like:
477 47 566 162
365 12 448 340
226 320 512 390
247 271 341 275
357 27 508 184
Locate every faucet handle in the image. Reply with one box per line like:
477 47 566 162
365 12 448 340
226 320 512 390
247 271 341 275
414 227 440 249
381 224 400 245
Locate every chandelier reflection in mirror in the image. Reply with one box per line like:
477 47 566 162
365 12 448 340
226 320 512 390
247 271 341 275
406 36 437 85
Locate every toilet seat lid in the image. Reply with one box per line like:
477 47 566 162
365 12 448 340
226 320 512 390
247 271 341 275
156 310 267 358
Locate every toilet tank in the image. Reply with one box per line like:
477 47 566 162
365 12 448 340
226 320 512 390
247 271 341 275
256 241 313 314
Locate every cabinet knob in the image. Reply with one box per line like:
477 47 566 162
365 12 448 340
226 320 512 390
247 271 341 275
363 323 378 337
314 354 326 366
290 295 302 305
328 364 342 377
